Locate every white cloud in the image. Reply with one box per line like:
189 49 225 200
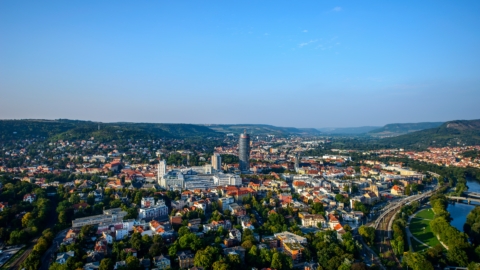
332 6 342 12
302 30 308 33
299 40 317 48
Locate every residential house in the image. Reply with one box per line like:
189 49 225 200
228 203 246 216
223 246 246 262
56 251 75 264
391 185 404 196
177 250 194 269
23 193 36 203
0 202 8 212
114 261 126 270
300 214 326 228
84 262 100 270
153 255 171 270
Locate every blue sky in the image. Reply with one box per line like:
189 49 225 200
1 1 479 128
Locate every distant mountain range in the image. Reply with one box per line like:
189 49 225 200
368 122 444 137
205 124 322 136
380 119 480 148
1 119 478 148
317 126 381 135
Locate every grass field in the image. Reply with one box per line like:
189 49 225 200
415 208 435 220
410 237 428 252
410 217 441 248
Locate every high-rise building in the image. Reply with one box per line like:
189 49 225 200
158 160 166 184
239 130 250 172
212 153 222 171
295 153 300 172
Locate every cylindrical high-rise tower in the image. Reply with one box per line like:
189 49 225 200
239 130 250 172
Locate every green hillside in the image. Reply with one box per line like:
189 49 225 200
0 119 220 142
318 126 381 134
380 119 480 148
369 122 444 137
206 124 322 136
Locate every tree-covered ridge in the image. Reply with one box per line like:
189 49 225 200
206 124 322 136
0 119 221 142
369 122 444 137
379 119 480 148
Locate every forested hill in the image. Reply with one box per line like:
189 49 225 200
206 124 322 136
380 119 480 148
318 126 380 135
0 119 220 141
368 122 444 137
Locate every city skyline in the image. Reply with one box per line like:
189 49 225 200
1 1 480 127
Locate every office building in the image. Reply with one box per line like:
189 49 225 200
158 160 166 184
239 130 250 172
212 153 222 171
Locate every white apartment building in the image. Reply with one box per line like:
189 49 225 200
139 199 169 221
218 197 235 211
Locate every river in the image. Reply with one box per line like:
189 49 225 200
447 177 480 232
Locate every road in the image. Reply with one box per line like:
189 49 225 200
39 229 69 270
353 229 384 270
360 185 440 269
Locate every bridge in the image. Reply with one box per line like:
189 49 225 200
447 196 480 204
463 191 480 198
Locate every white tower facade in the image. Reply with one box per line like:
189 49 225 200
158 160 166 184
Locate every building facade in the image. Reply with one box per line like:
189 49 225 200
138 199 169 221
239 130 250 172
212 153 222 171
157 160 166 184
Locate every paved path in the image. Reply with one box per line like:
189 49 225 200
406 207 435 250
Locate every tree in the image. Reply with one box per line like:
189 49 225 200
168 243 179 258
21 250 41 270
149 243 163 257
22 212 33 228
447 246 469 267
33 237 49 254
351 262 368 270
178 226 190 237
212 260 230 270
194 246 218 269
271 252 283 270
358 225 375 246
247 245 259 265
126 255 140 270
404 252 434 270
99 258 114 270
227 253 241 270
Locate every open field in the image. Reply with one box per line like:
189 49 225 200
410 217 441 247
410 237 429 252
415 208 435 220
